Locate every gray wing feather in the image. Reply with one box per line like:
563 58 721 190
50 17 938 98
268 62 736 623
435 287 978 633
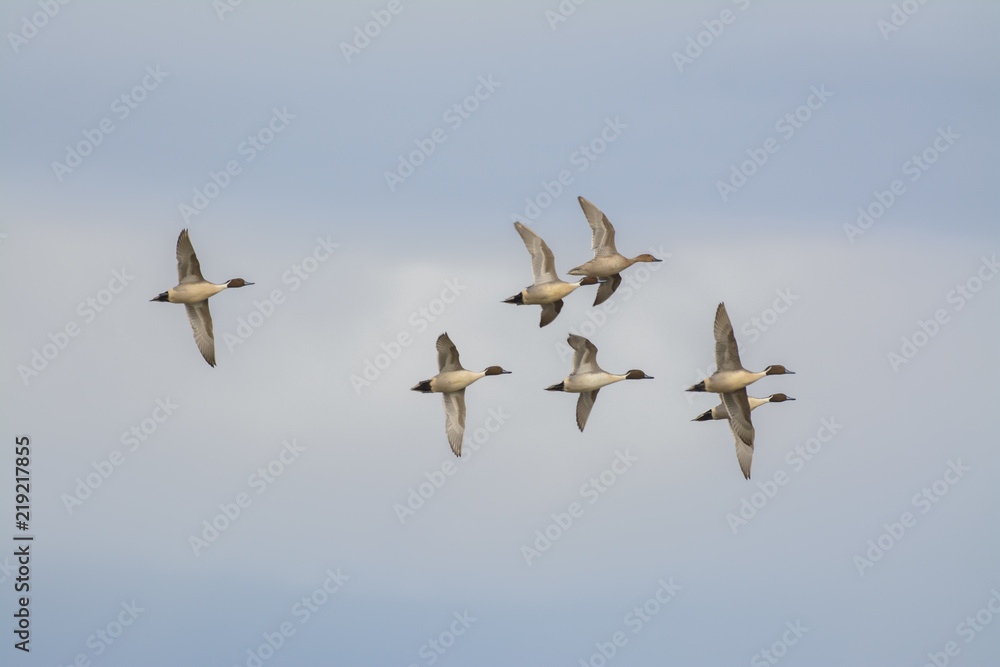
576 389 599 431
568 334 601 374
714 302 743 371
578 196 618 257
185 302 215 366
734 438 754 480
539 300 563 327
436 333 463 372
721 388 755 479
443 389 466 457
176 229 205 284
593 273 622 306
514 222 559 284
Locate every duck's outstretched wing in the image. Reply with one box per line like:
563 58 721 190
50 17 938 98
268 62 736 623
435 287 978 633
593 273 622 306
443 389 466 456
436 332 463 372
514 222 559 285
721 387 755 479
576 389 599 432
185 301 215 367
176 229 205 284
539 300 563 327
578 196 618 258
568 334 601 374
714 302 743 372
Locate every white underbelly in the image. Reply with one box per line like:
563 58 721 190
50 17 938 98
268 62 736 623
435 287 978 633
572 256 628 278
170 282 224 304
433 370 481 393
705 370 760 393
563 373 621 393
523 281 576 304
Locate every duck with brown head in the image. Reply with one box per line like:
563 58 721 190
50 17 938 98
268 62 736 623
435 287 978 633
545 334 654 431
565 197 663 306
411 333 511 457
685 303 795 394
503 221 599 327
693 393 796 422
691 391 798 480
151 229 254 367
686 303 797 480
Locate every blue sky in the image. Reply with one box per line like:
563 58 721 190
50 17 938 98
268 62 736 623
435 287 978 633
2 1 998 665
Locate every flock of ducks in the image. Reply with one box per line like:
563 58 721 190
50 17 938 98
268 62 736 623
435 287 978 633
153 198 795 479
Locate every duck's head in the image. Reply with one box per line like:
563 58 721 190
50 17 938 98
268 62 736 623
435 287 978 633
633 254 662 263
625 369 653 380
769 393 796 402
226 278 254 288
484 366 511 376
764 365 794 376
